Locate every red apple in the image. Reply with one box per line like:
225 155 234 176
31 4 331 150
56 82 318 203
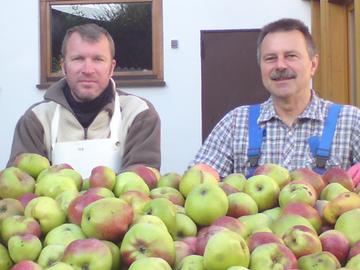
67 192 103 225
319 229 350 264
1 214 41 243
88 165 116 190
195 225 226 256
290 167 325 195
10 260 42 270
348 240 360 260
323 167 355 191
212 215 247 238
254 163 290 189
227 192 259 218
247 231 284 252
192 163 220 181
127 164 159 189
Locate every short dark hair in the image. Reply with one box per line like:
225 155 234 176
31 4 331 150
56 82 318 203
256 18 317 63
61 23 115 58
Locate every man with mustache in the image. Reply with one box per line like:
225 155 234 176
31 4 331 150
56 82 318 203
7 23 161 177
192 18 360 180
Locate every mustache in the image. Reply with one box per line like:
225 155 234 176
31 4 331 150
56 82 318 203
270 69 297 81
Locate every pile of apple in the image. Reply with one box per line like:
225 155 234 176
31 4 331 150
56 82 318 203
1 153 360 270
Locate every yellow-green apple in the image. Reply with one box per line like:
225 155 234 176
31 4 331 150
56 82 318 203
282 225 322 258
119 190 151 217
346 253 360 270
203 229 250 270
179 166 219 198
319 229 350 265
0 198 24 224
11 260 42 270
120 222 176 267
24 196 66 234
18 192 38 208
82 186 114 197
142 197 177 237
297 251 341 270
254 163 290 189
335 208 360 245
323 167 355 191
81 197 133 241
0 242 13 270
348 240 360 260
127 164 159 190
222 173 247 191
8 233 42 262
227 192 258 218
243 175 280 211
55 190 79 214
219 182 241 195
44 223 86 246
147 166 161 181
174 240 196 268
114 171 150 196
195 225 226 256
0 167 35 199
62 238 112 270
249 242 297 270
1 214 41 243
67 192 103 225
271 214 315 238
320 182 350 202
212 216 247 238
278 180 317 208
247 231 284 252
44 262 74 270
81 178 90 191
37 244 66 268
262 206 282 221
193 163 220 181
88 165 116 190
227 267 250 270
185 183 228 226
290 167 325 195
35 173 78 199
131 214 169 232
157 172 182 189
175 254 205 270
238 213 273 238
323 191 360 224
150 186 185 206
281 202 322 233
102 240 121 270
13 152 50 178
174 212 197 240
128 256 172 270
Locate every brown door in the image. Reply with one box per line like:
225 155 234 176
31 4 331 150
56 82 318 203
201 29 269 141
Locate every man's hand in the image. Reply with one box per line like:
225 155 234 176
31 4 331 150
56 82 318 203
347 163 360 187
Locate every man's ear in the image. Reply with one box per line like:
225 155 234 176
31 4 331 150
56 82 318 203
61 58 66 76
310 54 319 76
110 59 116 76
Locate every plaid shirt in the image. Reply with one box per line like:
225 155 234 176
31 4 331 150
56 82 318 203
192 91 360 178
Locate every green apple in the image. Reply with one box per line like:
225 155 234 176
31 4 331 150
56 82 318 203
150 186 185 206
120 222 175 268
195 225 227 256
13 152 50 178
298 251 341 270
8 233 42 262
35 173 79 199
0 166 35 199
227 192 258 218
320 182 350 201
179 166 219 197
131 214 168 232
157 172 182 189
174 240 196 268
290 167 325 195
24 196 66 234
1 214 41 243
212 216 247 238
128 257 172 270
176 255 205 270
44 223 86 246
119 190 151 218
243 175 280 211
238 213 272 238
174 212 198 240
62 238 112 270
226 267 250 270
254 163 290 189
278 179 317 208
249 243 297 270
83 187 115 197
37 244 66 268
346 253 360 270
335 208 360 245
282 225 322 258
114 171 150 196
262 206 282 222
203 229 250 270
81 197 133 241
222 173 247 191
142 197 177 236
102 240 121 270
0 242 13 270
271 214 315 238
44 262 74 270
185 183 228 226
89 165 116 190
0 197 24 225
55 190 79 214
247 231 284 252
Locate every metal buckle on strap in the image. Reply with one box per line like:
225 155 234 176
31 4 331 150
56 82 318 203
315 156 327 168
248 156 260 167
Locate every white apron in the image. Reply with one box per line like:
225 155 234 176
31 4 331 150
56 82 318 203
51 93 122 178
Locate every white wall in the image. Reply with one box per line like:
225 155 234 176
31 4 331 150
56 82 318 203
0 0 311 175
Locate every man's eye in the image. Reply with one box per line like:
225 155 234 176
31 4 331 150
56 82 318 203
264 56 276 62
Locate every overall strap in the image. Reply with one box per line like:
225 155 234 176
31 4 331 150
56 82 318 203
247 104 263 177
313 103 342 174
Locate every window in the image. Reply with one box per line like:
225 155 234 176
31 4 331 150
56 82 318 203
38 0 164 89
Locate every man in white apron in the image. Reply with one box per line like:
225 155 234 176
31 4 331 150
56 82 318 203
7 23 161 178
